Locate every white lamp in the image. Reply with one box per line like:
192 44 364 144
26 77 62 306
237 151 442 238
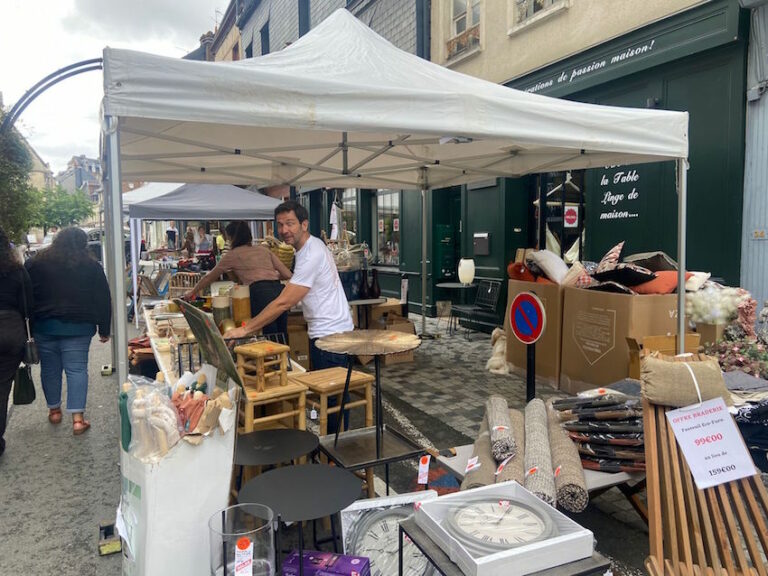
458 258 475 285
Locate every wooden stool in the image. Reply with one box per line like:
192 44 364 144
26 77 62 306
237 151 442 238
290 367 376 497
234 341 290 392
238 381 307 433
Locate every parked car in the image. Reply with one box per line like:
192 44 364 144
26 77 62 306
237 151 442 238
83 227 132 263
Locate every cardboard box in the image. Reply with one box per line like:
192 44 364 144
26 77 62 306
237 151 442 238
559 287 679 394
504 280 564 389
282 550 370 576
695 322 726 347
626 333 701 379
287 324 310 369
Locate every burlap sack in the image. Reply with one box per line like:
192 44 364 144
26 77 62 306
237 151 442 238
641 352 732 408
460 417 497 490
495 408 525 485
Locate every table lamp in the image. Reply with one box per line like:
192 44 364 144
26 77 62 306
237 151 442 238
458 258 475 285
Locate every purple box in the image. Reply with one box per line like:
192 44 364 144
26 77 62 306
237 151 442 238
282 550 370 576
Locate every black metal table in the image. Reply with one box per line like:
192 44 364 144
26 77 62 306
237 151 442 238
435 282 476 335
235 429 319 467
398 516 612 576
238 464 362 576
348 297 387 329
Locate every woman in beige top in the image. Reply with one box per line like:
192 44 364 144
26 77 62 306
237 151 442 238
185 221 292 336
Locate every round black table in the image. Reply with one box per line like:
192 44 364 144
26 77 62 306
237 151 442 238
235 429 319 467
239 464 362 576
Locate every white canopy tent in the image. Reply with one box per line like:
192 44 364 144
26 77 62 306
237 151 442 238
121 182 182 214
125 183 282 326
101 9 689 383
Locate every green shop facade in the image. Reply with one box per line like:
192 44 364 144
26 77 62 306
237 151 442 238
297 0 749 330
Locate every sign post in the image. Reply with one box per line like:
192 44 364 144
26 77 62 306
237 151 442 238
509 292 547 402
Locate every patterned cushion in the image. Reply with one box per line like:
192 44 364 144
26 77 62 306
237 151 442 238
526 250 569 284
562 261 595 288
624 251 678 272
586 281 636 295
592 262 656 287
596 241 625 274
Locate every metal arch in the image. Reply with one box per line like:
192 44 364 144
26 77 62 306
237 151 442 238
0 58 103 133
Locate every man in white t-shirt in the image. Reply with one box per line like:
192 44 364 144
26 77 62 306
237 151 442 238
225 200 354 428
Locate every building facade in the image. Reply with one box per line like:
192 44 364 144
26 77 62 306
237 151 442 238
212 0 245 61
56 155 102 200
422 0 751 329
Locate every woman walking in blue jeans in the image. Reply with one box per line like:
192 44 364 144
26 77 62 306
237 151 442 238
25 227 111 435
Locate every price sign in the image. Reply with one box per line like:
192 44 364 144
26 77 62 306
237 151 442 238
564 206 579 228
666 397 756 489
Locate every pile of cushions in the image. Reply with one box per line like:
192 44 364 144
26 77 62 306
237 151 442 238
507 242 707 296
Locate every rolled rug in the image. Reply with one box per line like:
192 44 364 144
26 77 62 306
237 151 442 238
460 416 497 491
486 395 517 461
495 409 525 485
546 400 589 513
524 399 557 507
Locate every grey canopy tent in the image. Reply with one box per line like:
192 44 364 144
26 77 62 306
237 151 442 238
125 183 282 326
100 9 689 384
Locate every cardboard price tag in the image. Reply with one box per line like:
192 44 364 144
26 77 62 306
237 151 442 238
494 454 514 476
667 397 756 489
418 455 431 484
465 456 481 474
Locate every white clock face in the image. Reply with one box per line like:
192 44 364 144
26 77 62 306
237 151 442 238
445 497 555 555
350 510 432 576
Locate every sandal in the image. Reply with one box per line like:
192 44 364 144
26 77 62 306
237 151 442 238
73 418 91 435
48 408 62 424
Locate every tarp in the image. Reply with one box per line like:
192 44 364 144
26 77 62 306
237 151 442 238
101 9 690 384
102 10 687 190
121 182 181 214
128 183 281 219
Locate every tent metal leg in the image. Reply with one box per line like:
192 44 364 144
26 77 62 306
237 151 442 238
421 187 427 336
676 158 688 355
104 116 129 385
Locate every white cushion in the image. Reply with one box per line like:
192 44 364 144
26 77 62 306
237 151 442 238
685 271 710 292
527 250 569 284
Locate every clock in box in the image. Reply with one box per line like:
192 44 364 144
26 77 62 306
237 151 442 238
281 550 370 576
413 481 593 576
341 490 438 576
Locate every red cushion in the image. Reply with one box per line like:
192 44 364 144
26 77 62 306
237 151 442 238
634 271 694 294
507 262 535 282
536 276 555 285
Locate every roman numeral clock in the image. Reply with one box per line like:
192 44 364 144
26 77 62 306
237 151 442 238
443 496 557 556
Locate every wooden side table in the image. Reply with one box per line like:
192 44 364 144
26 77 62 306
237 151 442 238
290 367 375 497
234 341 291 392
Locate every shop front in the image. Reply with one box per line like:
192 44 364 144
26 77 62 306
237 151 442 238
509 0 749 285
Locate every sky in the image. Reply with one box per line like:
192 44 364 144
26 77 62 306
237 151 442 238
0 0 230 174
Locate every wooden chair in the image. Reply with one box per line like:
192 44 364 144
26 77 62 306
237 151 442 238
168 271 203 299
644 398 768 576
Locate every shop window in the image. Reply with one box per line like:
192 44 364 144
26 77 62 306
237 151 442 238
245 42 253 58
341 189 357 240
299 0 310 37
261 22 270 55
448 0 481 60
375 190 400 266
511 0 569 31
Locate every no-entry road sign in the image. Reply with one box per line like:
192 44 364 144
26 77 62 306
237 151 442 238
510 292 546 345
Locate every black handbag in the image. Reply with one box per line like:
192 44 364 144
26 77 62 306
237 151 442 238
20 270 38 365
13 365 36 405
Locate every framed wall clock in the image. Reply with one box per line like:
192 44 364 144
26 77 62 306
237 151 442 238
442 495 556 556
342 491 438 576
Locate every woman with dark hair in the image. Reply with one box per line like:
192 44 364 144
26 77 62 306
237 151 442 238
0 227 32 456
25 227 111 435
184 221 292 336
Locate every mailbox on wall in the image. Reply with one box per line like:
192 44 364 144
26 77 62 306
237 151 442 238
473 232 490 256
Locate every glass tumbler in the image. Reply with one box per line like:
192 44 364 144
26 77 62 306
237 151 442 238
209 503 275 576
